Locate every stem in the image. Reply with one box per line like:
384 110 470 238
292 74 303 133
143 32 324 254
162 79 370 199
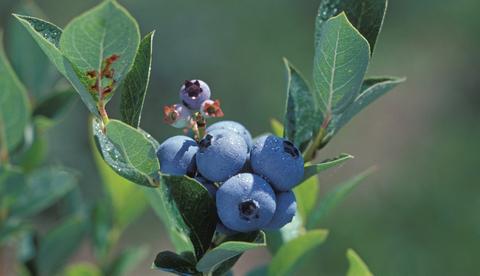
97 101 110 126
302 115 331 162
192 112 206 141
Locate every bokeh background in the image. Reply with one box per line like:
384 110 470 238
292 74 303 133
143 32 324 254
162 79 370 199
1 0 479 275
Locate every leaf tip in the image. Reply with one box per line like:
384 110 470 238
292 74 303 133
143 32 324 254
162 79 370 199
342 153 355 159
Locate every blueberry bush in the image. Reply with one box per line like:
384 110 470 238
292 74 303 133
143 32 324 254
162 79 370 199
2 0 404 275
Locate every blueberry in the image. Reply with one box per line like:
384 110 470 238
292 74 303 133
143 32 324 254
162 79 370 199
179 80 211 110
250 135 304 191
195 176 217 198
216 173 276 232
157 135 198 176
196 129 248 182
163 104 191 128
207 121 253 151
264 191 297 230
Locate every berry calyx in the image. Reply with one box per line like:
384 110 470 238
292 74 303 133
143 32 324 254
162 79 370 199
201 99 224 118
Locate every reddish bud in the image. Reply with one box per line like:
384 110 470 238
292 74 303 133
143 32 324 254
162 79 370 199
200 99 224 118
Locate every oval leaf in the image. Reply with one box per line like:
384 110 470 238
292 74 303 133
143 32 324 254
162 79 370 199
313 13 370 115
268 229 329 276
60 0 140 98
196 232 265 273
120 31 154 128
13 14 100 117
92 119 160 187
315 0 388 55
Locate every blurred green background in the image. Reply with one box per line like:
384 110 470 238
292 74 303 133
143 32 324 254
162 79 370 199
1 0 479 275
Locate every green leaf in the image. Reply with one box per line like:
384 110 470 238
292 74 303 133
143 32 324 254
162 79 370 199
268 229 329 276
64 263 102 276
59 0 140 100
162 175 218 259
307 167 375 229
6 1 59 99
313 13 370 115
346 249 374 276
120 31 154 128
270 119 284 137
153 251 198 275
90 127 147 229
13 14 100 117
9 167 77 218
93 119 160 187
303 153 354 181
33 89 77 122
315 0 388 55
294 176 319 223
196 232 265 273
36 215 89 276
283 59 317 151
329 77 405 136
107 245 149 276
0 35 30 156
147 176 219 259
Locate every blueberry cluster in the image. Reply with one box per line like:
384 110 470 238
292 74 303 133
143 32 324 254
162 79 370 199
157 80 304 233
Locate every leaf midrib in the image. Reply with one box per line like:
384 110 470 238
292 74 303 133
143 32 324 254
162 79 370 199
327 28 341 114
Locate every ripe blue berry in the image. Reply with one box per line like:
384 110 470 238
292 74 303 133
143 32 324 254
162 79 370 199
179 80 211 110
196 129 248 182
264 191 297 230
216 173 276 232
207 121 253 151
250 135 304 191
157 135 198 176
